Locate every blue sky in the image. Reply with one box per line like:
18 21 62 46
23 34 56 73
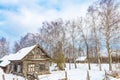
0 0 97 46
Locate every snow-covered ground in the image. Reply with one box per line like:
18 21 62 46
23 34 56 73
0 63 120 80
0 68 24 80
39 63 120 80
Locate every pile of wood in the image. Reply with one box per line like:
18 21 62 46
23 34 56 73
105 70 120 79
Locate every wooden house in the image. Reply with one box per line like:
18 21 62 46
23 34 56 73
0 44 51 77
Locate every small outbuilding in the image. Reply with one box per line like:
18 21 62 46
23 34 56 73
75 56 87 63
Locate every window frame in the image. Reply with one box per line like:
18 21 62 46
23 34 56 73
28 63 35 72
39 64 45 71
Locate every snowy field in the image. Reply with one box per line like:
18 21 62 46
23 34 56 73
39 63 120 80
0 68 24 80
0 63 120 80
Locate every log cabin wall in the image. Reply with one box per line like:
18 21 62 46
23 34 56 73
23 60 50 76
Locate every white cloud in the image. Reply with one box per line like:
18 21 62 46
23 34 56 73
0 0 19 5
0 0 97 39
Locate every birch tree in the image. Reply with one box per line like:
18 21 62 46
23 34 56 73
77 18 91 70
87 5 102 70
96 0 120 70
39 19 67 69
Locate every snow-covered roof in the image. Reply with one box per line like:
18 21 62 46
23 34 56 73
9 45 37 60
0 59 10 67
0 54 15 67
0 54 14 61
0 55 8 61
75 56 86 61
0 45 37 67
0 44 50 67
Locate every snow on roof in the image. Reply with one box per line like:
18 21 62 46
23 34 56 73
0 55 8 61
0 54 15 67
0 54 14 61
9 45 37 60
75 56 86 61
0 59 10 67
0 45 37 67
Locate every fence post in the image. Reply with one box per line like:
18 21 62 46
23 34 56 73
65 71 68 80
86 70 90 80
13 78 15 80
104 70 109 80
2 74 5 80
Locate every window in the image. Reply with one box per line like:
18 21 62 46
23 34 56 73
11 64 17 72
39 64 45 71
17 65 22 73
28 64 35 72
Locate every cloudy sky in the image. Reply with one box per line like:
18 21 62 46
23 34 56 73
0 0 97 44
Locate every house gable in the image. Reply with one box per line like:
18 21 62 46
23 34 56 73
22 45 50 61
9 44 50 61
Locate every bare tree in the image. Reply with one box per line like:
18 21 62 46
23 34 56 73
13 41 21 53
77 18 91 70
87 5 102 70
20 33 38 48
13 33 39 52
67 20 79 69
0 37 9 58
39 19 68 69
65 43 73 70
96 0 120 70
39 19 66 58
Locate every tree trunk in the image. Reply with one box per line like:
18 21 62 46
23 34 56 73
2 74 5 80
74 59 77 69
106 40 112 71
98 58 102 71
86 70 90 80
86 44 91 70
69 60 71 70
